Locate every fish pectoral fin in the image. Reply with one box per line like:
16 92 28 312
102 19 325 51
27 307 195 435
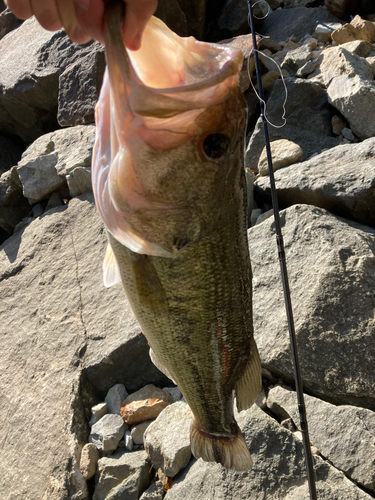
235 336 262 412
149 348 177 385
103 243 121 288
191 422 252 471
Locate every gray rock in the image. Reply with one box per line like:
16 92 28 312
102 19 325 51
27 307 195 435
94 449 151 500
281 43 313 73
248 204 375 409
258 139 303 175
105 383 128 416
255 138 375 227
250 208 263 227
80 443 101 480
0 17 100 142
89 414 126 453
125 430 134 451
140 482 166 499
66 166 92 198
267 385 375 491
58 45 105 127
0 166 30 234
342 127 355 141
89 403 108 427
312 23 339 43
162 387 182 403
255 209 274 226
0 193 169 499
45 192 64 213
0 7 23 41
260 7 341 43
164 405 372 499
131 420 154 445
325 0 360 18
296 59 315 77
144 402 192 477
328 75 375 140
284 0 322 6
245 78 341 171
17 125 96 204
312 46 373 87
340 39 374 57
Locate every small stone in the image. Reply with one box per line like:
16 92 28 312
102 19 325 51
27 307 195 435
94 449 150 500
311 445 320 455
255 388 267 410
32 203 44 218
125 430 134 451
89 402 108 427
296 59 315 77
131 420 155 445
80 443 101 480
66 166 92 198
250 208 263 227
121 385 173 425
162 387 182 403
89 414 127 453
258 139 303 176
302 37 317 50
331 115 347 135
341 127 355 141
281 43 312 72
45 192 63 212
144 401 192 477
255 209 274 226
294 430 303 441
139 481 166 500
105 383 128 415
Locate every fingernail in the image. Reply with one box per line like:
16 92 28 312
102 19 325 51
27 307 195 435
74 0 90 12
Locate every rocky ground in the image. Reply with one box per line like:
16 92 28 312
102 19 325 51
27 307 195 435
0 0 374 499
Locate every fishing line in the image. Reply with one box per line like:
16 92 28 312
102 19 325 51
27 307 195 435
246 1 318 499
247 49 288 128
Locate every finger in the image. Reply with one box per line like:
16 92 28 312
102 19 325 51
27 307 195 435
56 0 91 44
72 0 105 45
4 0 33 20
30 0 63 32
123 0 157 50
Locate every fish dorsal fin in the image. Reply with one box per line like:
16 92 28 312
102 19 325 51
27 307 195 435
103 243 121 288
235 337 262 412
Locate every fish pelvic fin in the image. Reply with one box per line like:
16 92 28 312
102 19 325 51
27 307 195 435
191 422 252 471
103 243 121 288
235 336 262 412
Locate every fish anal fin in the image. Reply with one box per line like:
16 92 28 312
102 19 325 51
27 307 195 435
103 243 121 287
149 348 177 385
191 422 252 471
235 336 262 412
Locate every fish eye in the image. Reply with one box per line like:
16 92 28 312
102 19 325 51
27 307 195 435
203 134 229 161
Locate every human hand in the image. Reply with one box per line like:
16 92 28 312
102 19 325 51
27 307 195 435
4 0 157 48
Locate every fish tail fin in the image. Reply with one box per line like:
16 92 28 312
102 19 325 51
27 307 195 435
235 336 262 412
190 422 252 471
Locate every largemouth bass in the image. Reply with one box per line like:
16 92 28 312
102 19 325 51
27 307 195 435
92 0 262 471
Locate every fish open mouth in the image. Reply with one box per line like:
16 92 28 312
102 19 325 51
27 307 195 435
104 0 244 119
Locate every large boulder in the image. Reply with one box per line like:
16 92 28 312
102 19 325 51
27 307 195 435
16 125 96 203
327 75 375 140
0 17 101 142
267 385 375 492
255 138 375 227
259 7 341 42
164 405 372 499
0 193 169 500
245 78 341 171
248 204 375 409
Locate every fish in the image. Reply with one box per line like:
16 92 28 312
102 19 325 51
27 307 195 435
92 0 262 471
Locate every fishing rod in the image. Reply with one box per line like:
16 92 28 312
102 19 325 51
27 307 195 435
246 2 318 499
